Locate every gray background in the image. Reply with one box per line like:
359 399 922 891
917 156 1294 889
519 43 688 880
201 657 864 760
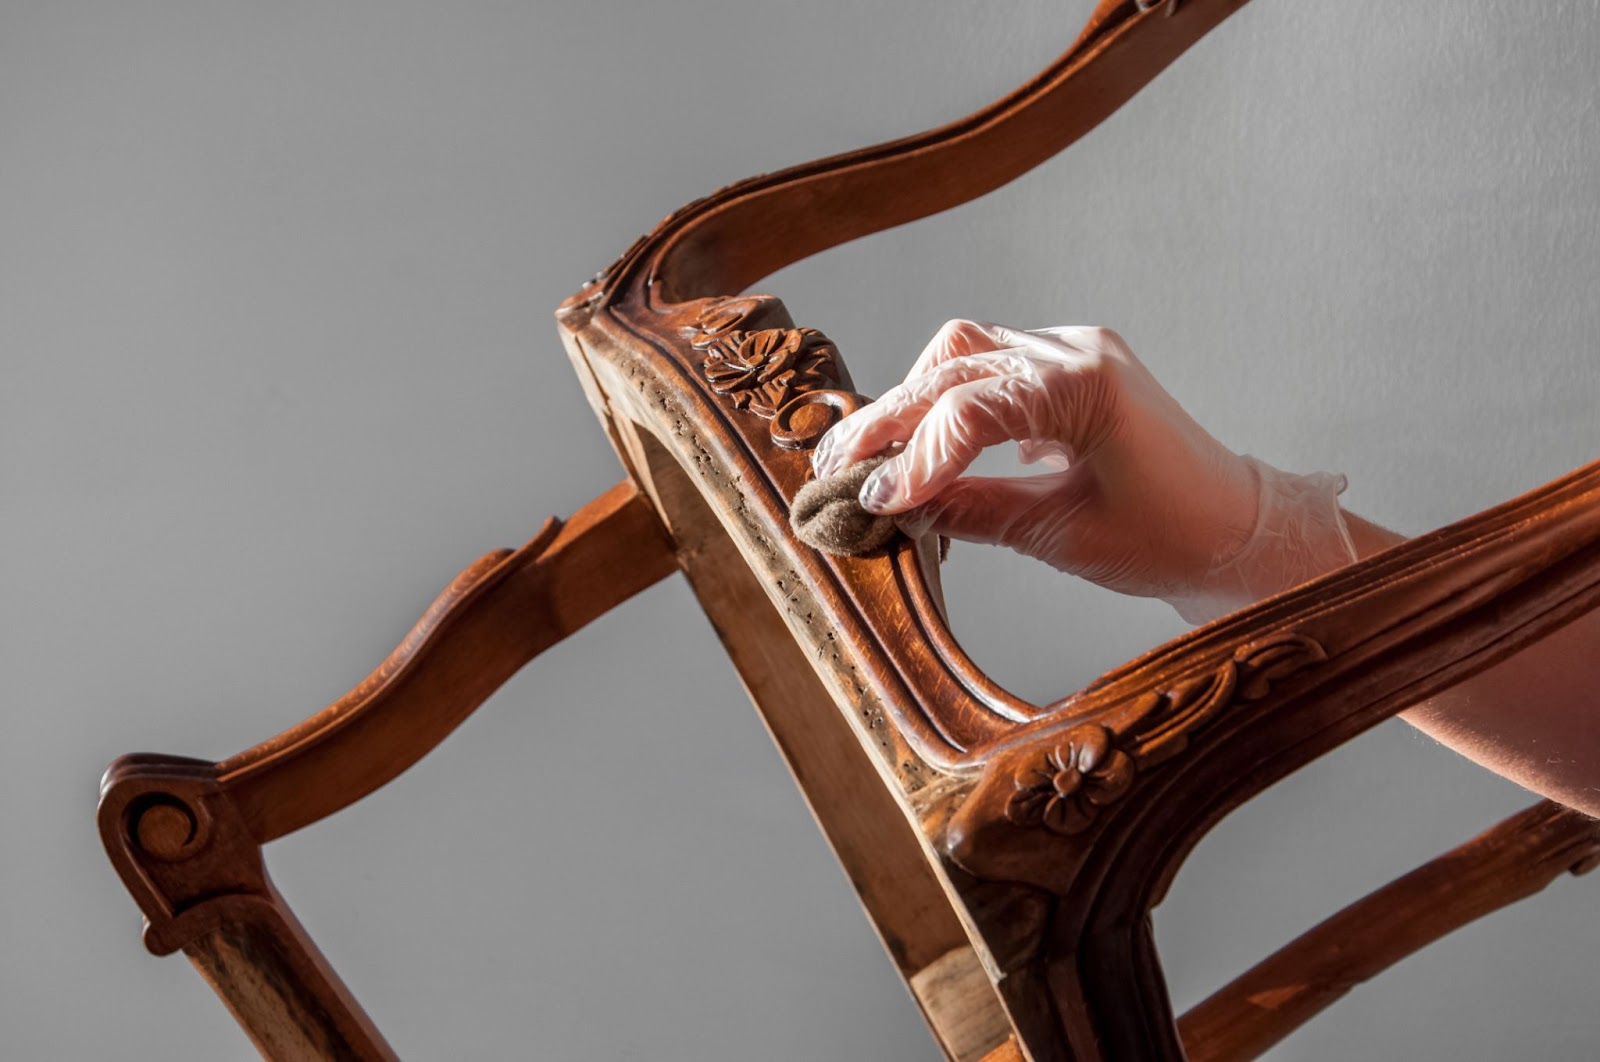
4 1 1597 1058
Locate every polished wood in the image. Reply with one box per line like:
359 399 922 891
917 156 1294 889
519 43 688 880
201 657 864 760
99 483 676 1054
102 0 1599 1058
213 479 675 843
643 0 1253 301
1179 801 1600 1062
552 0 1600 1049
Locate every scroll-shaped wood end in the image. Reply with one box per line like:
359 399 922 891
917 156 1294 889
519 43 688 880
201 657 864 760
97 753 266 956
100 482 676 942
100 756 399 1058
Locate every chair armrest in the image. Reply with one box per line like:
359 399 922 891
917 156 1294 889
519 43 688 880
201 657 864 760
211 480 674 843
933 457 1600 1062
98 483 676 1056
946 456 1600 894
546 2 1597 1056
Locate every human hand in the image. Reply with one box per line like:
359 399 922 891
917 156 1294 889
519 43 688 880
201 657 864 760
811 320 1355 622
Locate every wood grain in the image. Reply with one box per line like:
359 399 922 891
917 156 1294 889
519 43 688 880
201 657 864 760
100 484 677 1059
910 947 1016 1062
185 891 396 1062
102 0 1600 1057
1178 801 1600 1062
215 481 676 841
611 420 977 975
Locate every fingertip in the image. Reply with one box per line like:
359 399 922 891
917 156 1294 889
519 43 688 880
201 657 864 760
897 477 1020 549
911 318 1013 377
813 412 869 477
859 458 907 514
810 429 839 476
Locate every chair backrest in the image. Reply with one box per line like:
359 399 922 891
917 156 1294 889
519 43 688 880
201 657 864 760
99 3 1600 1059
553 0 1600 1057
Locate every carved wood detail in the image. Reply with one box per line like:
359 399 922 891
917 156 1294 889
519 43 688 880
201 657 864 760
1000 631 1326 837
1004 724 1135 837
686 295 866 451
100 2 1600 1060
563 6 1600 1037
1124 630 1327 764
698 325 835 417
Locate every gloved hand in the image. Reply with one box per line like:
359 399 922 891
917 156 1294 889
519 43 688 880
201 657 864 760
811 320 1356 623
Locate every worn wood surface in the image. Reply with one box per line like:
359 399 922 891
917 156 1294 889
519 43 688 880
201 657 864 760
184 891 396 1062
558 0 1600 1050
606 423 974 975
978 1039 1026 1062
569 178 1600 1062
910 946 1017 1062
102 0 1600 1058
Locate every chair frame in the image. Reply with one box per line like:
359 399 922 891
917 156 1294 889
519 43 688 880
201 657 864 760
100 2 1600 1059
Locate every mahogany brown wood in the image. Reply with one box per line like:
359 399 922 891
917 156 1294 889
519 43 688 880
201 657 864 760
1178 801 1600 1062
99 483 676 1056
101 1 1599 1058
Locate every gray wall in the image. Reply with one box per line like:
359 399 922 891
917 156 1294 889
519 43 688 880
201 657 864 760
5 1 1597 1058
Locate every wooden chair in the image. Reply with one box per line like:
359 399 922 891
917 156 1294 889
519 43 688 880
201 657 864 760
99 2 1600 1058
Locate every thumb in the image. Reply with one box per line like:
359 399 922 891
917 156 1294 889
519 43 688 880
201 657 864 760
895 472 1080 555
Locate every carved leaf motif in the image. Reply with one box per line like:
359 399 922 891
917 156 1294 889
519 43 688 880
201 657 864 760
1234 632 1327 700
1128 629 1327 765
1132 660 1238 765
989 630 1328 842
688 296 859 449
690 294 797 345
694 296 780 338
699 327 841 419
1166 662 1238 724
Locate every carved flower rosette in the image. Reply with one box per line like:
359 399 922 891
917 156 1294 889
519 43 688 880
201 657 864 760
1006 724 1136 836
948 631 1330 887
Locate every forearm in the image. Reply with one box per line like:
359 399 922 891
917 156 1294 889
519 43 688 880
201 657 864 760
826 316 1600 815
1343 510 1600 817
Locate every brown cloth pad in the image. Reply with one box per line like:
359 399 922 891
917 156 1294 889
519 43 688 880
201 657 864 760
790 455 899 556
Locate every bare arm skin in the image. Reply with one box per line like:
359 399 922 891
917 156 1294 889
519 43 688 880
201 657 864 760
822 320 1600 818
1344 512 1600 818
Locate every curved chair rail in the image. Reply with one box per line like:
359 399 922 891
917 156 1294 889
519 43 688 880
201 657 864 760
554 0 1600 1057
100 2 1600 1059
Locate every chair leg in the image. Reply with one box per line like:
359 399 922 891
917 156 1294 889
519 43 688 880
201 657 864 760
1178 801 1600 1062
186 891 392 1062
99 752 399 1061
99 481 678 1060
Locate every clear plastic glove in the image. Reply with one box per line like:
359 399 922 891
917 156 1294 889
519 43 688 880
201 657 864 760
811 320 1357 623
